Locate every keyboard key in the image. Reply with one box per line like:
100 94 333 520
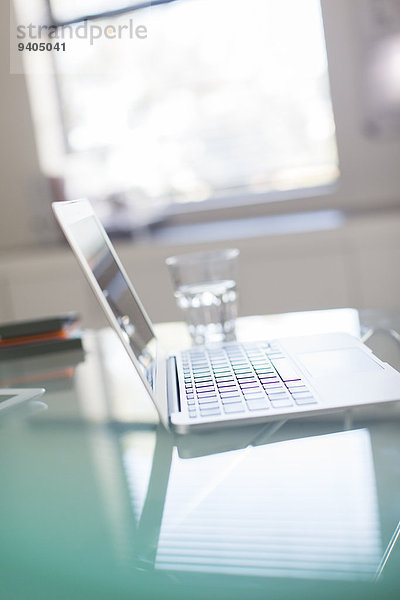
186 398 195 406
220 386 239 394
270 398 294 408
291 395 315 403
198 400 220 409
197 392 217 400
262 383 284 390
197 397 218 404
286 381 308 390
217 383 236 390
240 383 260 390
243 392 265 401
291 390 314 399
246 398 269 411
221 395 242 406
267 391 290 399
200 408 221 417
220 394 241 402
220 391 240 398
242 391 264 399
196 384 215 391
271 398 294 409
272 358 301 382
223 403 245 414
294 396 317 405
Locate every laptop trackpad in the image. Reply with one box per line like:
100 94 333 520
299 348 383 378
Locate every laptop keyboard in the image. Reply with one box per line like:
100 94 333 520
180 342 318 419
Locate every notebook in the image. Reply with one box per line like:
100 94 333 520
52 200 400 433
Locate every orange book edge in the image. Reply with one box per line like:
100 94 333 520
0 329 69 348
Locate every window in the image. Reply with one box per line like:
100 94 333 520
47 0 147 24
17 0 338 222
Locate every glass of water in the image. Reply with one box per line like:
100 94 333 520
166 249 239 346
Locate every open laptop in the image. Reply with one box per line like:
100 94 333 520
52 199 400 433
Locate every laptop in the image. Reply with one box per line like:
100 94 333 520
52 199 400 433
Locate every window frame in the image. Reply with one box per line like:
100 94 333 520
45 0 177 27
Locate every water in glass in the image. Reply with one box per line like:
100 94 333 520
175 279 238 345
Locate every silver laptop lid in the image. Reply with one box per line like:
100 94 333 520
53 200 168 424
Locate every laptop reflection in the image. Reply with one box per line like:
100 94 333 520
121 423 390 583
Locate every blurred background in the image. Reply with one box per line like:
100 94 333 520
2 0 400 327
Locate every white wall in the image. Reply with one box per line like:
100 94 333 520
321 0 400 207
1 208 399 328
0 2 58 252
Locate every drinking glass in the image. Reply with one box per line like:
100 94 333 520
166 249 239 346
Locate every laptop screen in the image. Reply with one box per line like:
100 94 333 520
69 214 156 386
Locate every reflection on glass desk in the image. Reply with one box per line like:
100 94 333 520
1 309 400 600
127 428 382 580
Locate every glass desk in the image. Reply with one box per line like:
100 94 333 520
1 309 400 600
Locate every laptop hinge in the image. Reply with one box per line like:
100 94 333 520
166 356 181 414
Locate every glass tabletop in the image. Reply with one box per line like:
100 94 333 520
1 309 400 600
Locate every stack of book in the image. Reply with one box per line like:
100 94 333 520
0 313 83 360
